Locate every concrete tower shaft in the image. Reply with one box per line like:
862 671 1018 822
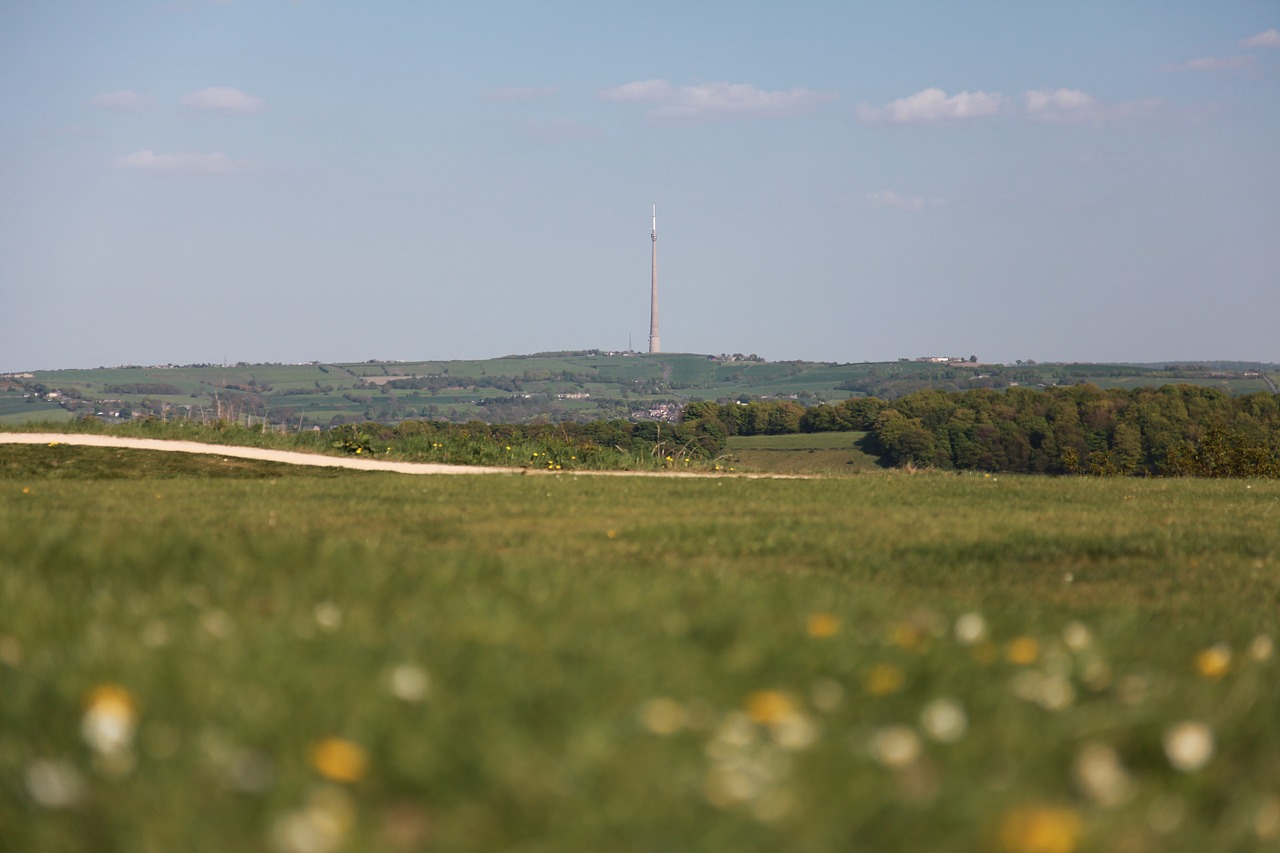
649 205 660 354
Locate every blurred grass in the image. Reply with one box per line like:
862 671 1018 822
1 449 1278 851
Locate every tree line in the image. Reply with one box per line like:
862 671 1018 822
677 386 1280 477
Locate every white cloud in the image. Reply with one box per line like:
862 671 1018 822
1026 88 1095 114
1024 88 1162 123
1241 28 1280 48
89 90 156 113
600 79 836 122
866 190 945 211
602 79 672 102
857 88 1005 124
180 86 265 114
1024 88 1099 121
485 86 557 102
116 150 260 173
1162 55 1256 71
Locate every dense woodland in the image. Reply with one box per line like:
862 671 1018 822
678 385 1280 477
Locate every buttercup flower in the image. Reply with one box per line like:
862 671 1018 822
1007 637 1040 665
1194 644 1231 679
998 806 1082 853
309 738 368 783
807 613 839 638
746 691 796 725
82 684 138 756
864 664 905 696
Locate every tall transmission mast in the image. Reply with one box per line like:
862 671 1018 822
649 204 660 354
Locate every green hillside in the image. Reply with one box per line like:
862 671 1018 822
2 354 1275 428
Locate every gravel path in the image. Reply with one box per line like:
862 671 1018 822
0 432 788 478
0 432 510 474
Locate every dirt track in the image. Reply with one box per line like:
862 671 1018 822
0 433 788 478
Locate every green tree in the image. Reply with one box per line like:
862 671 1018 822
874 411 936 467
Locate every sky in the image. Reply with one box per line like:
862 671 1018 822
2 1 1278 372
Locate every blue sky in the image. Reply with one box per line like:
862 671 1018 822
2 1 1277 371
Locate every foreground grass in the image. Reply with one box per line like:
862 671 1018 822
2 449 1279 851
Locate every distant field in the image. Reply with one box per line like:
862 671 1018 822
1096 377 1273 394
0 398 76 425
6 355 1276 428
726 432 883 475
3 446 1278 851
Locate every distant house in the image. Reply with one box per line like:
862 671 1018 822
631 403 681 422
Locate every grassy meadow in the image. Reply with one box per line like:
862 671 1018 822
2 445 1279 851
725 432 884 476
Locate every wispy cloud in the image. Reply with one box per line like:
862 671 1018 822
1024 88 1097 121
859 85 1162 126
1162 55 1256 71
485 86 557 102
857 88 1005 124
116 150 260 173
1241 28 1280 48
865 190 946 211
600 79 836 123
1025 89 1163 123
180 86 265 114
89 90 156 113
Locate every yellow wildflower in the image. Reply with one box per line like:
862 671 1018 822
807 613 839 638
309 737 368 783
1007 637 1040 665
745 690 796 725
998 806 1082 853
82 684 138 756
864 664 905 696
1194 644 1231 679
